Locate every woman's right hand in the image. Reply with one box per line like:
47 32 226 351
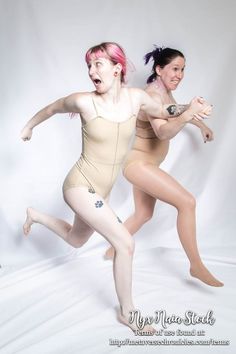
21 126 33 141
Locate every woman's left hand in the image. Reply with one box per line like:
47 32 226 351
200 125 214 143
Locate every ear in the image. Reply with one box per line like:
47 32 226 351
155 65 162 76
114 63 122 74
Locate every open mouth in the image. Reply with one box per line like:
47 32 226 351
93 79 102 85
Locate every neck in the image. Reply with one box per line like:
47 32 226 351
99 80 122 104
153 78 170 95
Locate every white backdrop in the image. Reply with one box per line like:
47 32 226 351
0 1 236 353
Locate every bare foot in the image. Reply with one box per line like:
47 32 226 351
117 311 156 334
23 207 37 236
190 263 224 287
104 246 115 260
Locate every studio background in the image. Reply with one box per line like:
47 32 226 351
0 1 235 353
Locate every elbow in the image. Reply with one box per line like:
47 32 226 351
48 98 65 115
157 133 168 140
155 129 168 141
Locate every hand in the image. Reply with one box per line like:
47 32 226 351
193 102 213 121
189 97 213 122
200 125 214 143
21 126 33 141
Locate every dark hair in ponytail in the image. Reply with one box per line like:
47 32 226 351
144 45 185 83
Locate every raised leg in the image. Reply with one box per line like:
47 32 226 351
64 186 156 332
23 187 155 332
23 207 94 247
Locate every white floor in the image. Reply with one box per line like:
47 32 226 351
0 246 235 354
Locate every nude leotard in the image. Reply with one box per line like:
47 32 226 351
123 119 169 176
63 96 136 198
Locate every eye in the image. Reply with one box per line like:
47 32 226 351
96 61 103 67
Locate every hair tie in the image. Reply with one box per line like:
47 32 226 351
144 45 165 65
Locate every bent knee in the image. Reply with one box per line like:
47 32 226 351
116 237 135 256
178 193 196 210
134 209 154 225
71 240 86 248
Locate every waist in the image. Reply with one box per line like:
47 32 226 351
135 119 156 139
123 137 169 170
133 135 169 153
78 153 124 166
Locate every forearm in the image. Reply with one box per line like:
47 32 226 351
24 98 66 130
140 90 190 120
189 119 205 128
163 104 190 118
151 115 187 140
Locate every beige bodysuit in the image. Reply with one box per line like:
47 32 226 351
123 118 169 176
63 97 136 198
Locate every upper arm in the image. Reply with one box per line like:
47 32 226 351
145 91 166 130
63 93 84 113
48 92 88 115
149 116 167 134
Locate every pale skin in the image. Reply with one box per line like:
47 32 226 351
105 56 223 287
21 54 214 333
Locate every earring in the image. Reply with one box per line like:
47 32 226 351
114 72 118 77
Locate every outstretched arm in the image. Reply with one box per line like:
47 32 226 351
21 94 81 141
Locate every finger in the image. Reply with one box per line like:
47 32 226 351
195 113 206 120
193 114 203 121
197 96 205 103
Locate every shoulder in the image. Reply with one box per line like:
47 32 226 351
127 87 144 98
64 91 94 112
66 91 92 104
145 86 162 104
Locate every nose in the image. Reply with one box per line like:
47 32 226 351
88 65 95 76
177 71 184 80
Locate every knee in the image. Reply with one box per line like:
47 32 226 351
178 193 196 211
134 207 154 225
116 236 135 257
73 242 83 249
128 237 135 255
72 240 84 249
70 235 88 249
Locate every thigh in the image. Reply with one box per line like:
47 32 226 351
64 187 131 248
126 163 191 207
70 213 94 239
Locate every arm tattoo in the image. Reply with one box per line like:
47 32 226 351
166 104 189 116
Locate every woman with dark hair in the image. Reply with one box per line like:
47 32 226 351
104 46 223 288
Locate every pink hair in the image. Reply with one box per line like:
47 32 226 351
85 42 127 83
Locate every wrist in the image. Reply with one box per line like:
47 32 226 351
25 124 33 130
179 110 193 123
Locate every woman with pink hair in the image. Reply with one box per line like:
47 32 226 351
21 42 212 331
105 45 223 287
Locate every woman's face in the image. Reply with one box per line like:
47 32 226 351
156 56 185 91
87 55 119 93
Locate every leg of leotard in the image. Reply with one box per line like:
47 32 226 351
104 187 156 259
23 207 94 247
118 163 223 287
24 187 155 332
63 186 156 332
